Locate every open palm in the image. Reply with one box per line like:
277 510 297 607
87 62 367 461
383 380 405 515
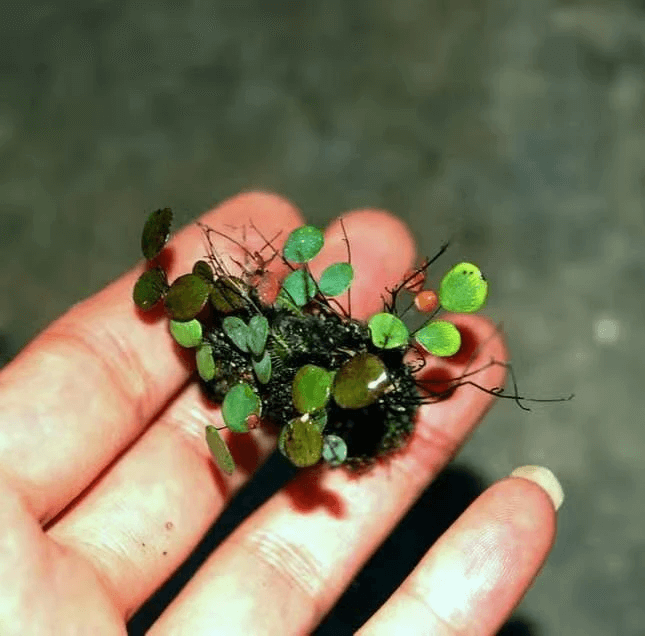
0 192 559 635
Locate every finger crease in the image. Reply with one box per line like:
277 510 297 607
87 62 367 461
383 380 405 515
242 530 325 606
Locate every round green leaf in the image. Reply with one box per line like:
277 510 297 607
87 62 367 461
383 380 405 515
169 318 203 348
292 364 333 414
318 262 354 297
414 320 462 357
248 315 269 357
252 350 272 384
368 313 410 349
133 267 168 311
196 343 217 381
205 425 235 475
141 207 173 260
192 260 214 282
222 316 249 352
164 273 210 320
322 434 348 466
283 225 324 263
210 277 248 313
439 262 488 313
280 416 323 467
221 383 261 433
280 269 317 306
332 353 389 409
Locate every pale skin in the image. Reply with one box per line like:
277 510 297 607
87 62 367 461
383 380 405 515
0 192 557 635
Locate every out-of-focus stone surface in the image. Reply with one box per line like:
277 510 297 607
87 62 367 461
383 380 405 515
2 2 644 634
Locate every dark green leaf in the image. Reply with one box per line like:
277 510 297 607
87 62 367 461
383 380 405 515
311 410 328 433
274 288 302 314
164 274 210 320
209 277 248 313
439 262 488 313
192 260 214 282
414 320 461 357
205 425 235 475
196 343 217 381
169 318 203 348
332 353 389 409
280 269 317 306
322 434 348 466
318 262 354 297
247 315 269 357
279 416 323 467
252 350 272 384
141 207 173 260
292 364 333 414
222 316 249 352
283 225 325 263
368 313 410 349
133 267 168 310
221 383 261 433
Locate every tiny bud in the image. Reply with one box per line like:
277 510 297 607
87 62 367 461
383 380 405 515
255 272 281 306
246 414 261 430
414 290 439 313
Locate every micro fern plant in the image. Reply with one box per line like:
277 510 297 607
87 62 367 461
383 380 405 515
133 208 571 474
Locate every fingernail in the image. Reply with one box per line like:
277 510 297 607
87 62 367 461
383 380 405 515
510 465 564 511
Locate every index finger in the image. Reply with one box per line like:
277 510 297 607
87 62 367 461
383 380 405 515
0 192 303 522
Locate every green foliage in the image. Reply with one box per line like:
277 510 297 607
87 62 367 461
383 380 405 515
415 320 461 357
279 269 317 306
292 364 334 414
279 415 323 467
209 277 248 313
322 434 348 466
196 343 217 381
318 262 354 297
368 313 410 349
310 410 328 433
283 225 324 263
141 207 172 260
192 260 214 282
247 315 269 357
133 213 513 473
164 274 211 320
222 383 262 433
439 262 488 313
252 350 272 384
222 316 249 352
205 425 235 475
169 318 203 348
332 353 389 409
133 267 168 311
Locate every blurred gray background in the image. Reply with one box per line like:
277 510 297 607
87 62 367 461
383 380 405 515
2 1 644 634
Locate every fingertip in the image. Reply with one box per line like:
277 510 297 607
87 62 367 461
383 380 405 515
510 465 565 512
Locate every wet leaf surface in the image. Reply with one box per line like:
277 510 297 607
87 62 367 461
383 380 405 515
332 353 389 409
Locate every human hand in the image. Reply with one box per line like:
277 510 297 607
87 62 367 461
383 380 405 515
0 192 562 635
